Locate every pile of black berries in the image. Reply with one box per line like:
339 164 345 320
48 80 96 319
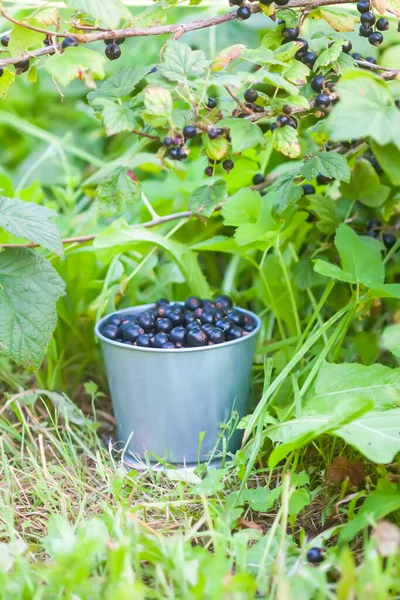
357 0 386 45
100 296 258 349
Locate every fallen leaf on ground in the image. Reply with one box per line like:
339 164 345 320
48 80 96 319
326 456 365 487
372 520 400 556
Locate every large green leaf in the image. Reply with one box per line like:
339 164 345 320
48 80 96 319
98 167 141 216
219 118 266 153
381 325 400 358
158 41 209 82
142 86 173 128
87 66 150 102
67 0 132 28
327 70 400 149
188 180 227 217
45 47 105 88
301 151 351 182
0 196 63 257
93 219 210 297
0 249 65 369
304 362 400 413
93 99 139 136
370 142 400 186
272 126 300 159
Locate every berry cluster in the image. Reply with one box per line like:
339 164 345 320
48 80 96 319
357 0 388 45
101 297 258 349
366 219 397 249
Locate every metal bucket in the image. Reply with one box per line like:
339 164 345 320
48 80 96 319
95 303 261 468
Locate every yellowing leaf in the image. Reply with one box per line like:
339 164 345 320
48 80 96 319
143 86 172 128
0 68 15 99
201 134 228 161
260 3 275 16
373 0 388 13
319 8 358 32
272 126 300 158
211 44 246 72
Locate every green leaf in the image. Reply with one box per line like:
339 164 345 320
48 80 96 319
302 152 351 182
219 118 266 153
211 44 246 71
0 196 63 257
308 194 341 234
327 70 400 149
221 189 262 227
94 99 139 135
8 24 43 57
45 47 105 88
304 362 400 413
192 235 245 255
314 40 343 71
143 86 173 128
370 141 400 185
94 219 210 297
272 126 300 158
188 180 227 217
87 66 149 102
263 71 299 95
201 134 228 161
381 325 400 358
0 248 65 369
158 41 209 82
314 224 384 287
0 68 15 99
66 0 132 28
341 159 390 207
336 409 400 464
283 61 310 86
275 9 299 27
98 167 141 216
339 480 400 543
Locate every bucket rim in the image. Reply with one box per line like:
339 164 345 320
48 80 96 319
94 302 261 354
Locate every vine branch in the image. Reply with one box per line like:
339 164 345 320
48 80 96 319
0 0 360 68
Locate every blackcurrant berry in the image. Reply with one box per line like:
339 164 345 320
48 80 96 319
301 51 317 68
156 318 173 333
205 166 213 177
306 547 325 564
311 75 325 93
1 35 9 47
316 173 332 185
203 300 216 310
43 37 52 47
162 341 176 349
215 295 233 311
302 184 315 195
383 234 396 250
244 88 258 102
163 137 173 147
183 125 197 139
253 173 266 185
107 313 123 327
227 325 245 340
215 318 231 332
287 116 298 128
168 147 179 160
169 326 187 347
122 324 143 342
168 309 184 327
227 309 245 327
243 313 256 332
208 128 220 140
105 42 121 60
341 40 352 53
237 6 251 19
365 56 377 64
352 52 363 60
367 219 380 230
275 115 288 127
208 327 226 344
206 97 217 109
223 159 234 172
101 324 119 340
137 312 155 332
282 27 300 41
275 0 290 5
62 36 79 48
104 37 125 45
230 0 243 5
361 12 376 26
184 310 197 325
368 31 383 45
14 59 30 73
359 24 371 37
152 332 170 348
187 328 209 347
315 93 331 109
136 334 152 347
357 0 370 12
202 323 215 336
176 148 188 161
200 310 215 325
185 296 202 311
294 38 309 59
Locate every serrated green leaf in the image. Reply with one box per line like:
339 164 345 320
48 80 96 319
308 194 340 234
381 325 400 358
45 47 105 88
66 0 132 29
314 40 343 71
219 118 266 153
98 167 141 216
0 249 65 368
301 151 351 182
263 71 299 95
158 41 209 82
94 99 139 135
221 188 262 227
87 66 149 102
0 196 63 257
188 180 227 217
261 26 284 49
341 159 380 199
370 141 400 186
143 86 172 128
94 219 210 297
283 60 310 85
0 69 15 99
201 134 228 161
275 9 299 27
272 126 300 158
327 70 400 149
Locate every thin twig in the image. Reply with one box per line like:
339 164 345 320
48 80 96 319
131 129 160 141
224 86 253 114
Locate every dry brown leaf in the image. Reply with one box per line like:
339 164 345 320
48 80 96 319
237 518 263 533
372 521 400 556
327 456 365 487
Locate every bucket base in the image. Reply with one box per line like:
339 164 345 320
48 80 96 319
122 452 226 472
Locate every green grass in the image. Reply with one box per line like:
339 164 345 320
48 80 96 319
0 389 398 599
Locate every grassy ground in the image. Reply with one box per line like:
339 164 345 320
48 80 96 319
0 377 398 599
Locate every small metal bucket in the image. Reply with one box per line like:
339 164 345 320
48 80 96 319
95 304 261 468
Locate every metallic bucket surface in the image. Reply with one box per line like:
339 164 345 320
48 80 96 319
95 304 261 466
